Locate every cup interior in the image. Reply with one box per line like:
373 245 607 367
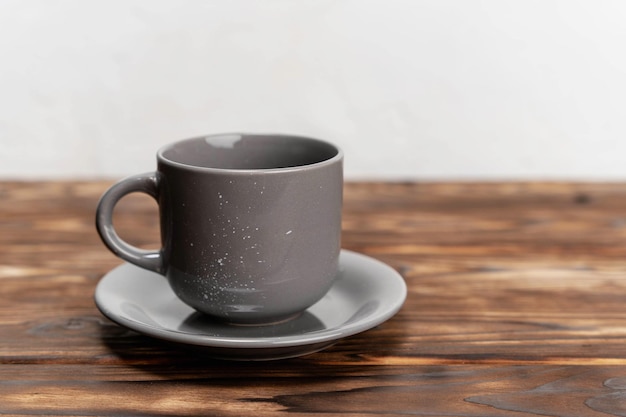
159 134 340 171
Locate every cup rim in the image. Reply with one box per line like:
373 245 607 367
157 133 343 174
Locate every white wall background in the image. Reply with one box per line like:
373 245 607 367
1 0 625 180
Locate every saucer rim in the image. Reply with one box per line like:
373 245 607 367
95 249 407 350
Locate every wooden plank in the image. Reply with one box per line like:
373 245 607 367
1 365 625 416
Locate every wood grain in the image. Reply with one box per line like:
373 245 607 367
3 181 626 415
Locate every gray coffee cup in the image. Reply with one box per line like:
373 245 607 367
96 133 343 325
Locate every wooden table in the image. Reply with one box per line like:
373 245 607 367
2 181 626 416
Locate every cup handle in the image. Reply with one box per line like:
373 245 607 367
95 172 164 274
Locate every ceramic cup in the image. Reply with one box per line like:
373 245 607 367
96 133 343 325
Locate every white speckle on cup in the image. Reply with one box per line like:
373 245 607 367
285 230 292 235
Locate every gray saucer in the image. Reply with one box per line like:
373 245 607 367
95 250 407 360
